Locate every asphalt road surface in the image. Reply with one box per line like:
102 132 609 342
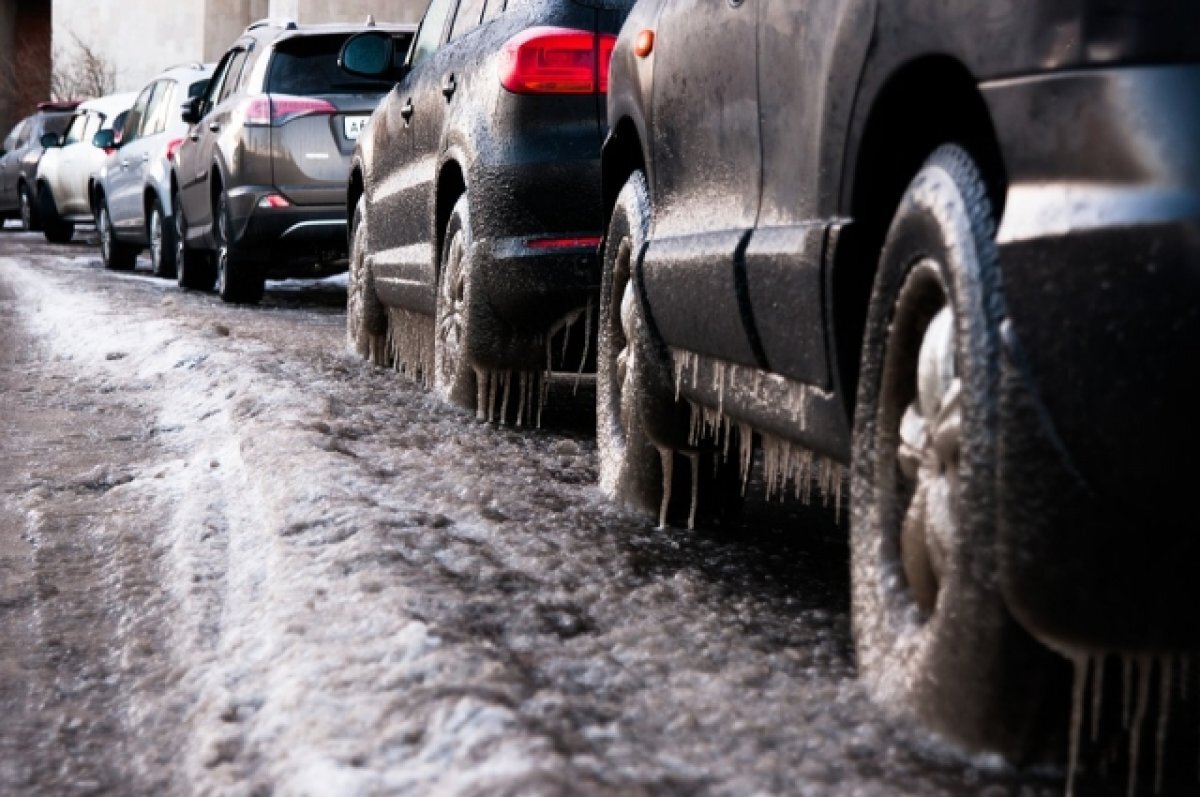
0 225 1071 796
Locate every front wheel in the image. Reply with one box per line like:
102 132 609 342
38 185 74 244
850 145 1060 759
148 197 176 278
433 194 477 410
174 189 215 290
19 183 40 232
96 201 137 270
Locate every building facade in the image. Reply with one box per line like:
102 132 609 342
50 0 425 94
0 0 52 138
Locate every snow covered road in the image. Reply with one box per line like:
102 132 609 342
0 231 1060 796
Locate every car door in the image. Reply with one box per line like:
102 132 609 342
108 84 157 227
370 0 456 313
180 45 248 242
113 81 171 233
52 111 93 216
747 0 877 387
640 0 762 369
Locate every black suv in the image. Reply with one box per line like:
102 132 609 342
0 101 79 231
601 0 1200 769
341 0 632 422
172 19 415 303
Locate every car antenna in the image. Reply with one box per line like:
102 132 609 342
365 14 376 26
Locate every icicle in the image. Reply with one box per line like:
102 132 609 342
575 298 593 394
498 371 512 425
1124 656 1135 730
516 373 527 428
1093 653 1107 743
739 423 754 494
1129 655 1153 797
1156 656 1172 795
685 451 700 531
487 370 498 423
657 446 674 530
1067 654 1089 797
474 368 488 421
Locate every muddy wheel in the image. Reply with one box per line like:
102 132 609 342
174 189 215 290
433 194 477 409
596 171 674 520
215 190 264 304
96 201 136 271
148 197 176 278
851 145 1056 758
19 183 40 232
347 197 389 365
38 185 74 243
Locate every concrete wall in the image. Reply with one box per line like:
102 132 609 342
50 0 427 97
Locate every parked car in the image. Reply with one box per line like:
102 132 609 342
340 0 633 422
599 0 1200 765
0 101 79 231
91 63 214 274
35 92 137 244
171 19 415 303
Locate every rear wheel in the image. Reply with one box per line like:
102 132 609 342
38 185 74 244
174 188 215 290
347 198 389 365
214 190 264 304
850 145 1058 758
148 197 176 278
433 194 477 409
96 201 137 271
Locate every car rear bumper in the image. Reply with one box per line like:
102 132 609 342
983 64 1200 652
464 235 600 371
226 184 348 256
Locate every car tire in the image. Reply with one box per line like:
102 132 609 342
433 194 478 410
173 189 215 291
148 197 176 279
347 197 389 366
96 200 137 271
38 184 74 244
214 190 264 305
850 145 1059 759
19 183 41 232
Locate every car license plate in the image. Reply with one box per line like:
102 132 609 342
344 115 370 140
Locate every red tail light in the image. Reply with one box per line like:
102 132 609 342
527 235 603 251
499 27 618 95
165 137 184 164
241 94 337 127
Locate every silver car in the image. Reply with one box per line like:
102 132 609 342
92 62 214 275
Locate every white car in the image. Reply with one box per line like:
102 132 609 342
92 62 214 275
35 92 137 243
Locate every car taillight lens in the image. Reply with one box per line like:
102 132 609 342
165 137 184 164
241 94 337 127
499 27 617 95
527 235 603 251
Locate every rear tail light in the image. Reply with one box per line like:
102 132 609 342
240 94 337 127
164 137 184 164
527 235 603 251
257 193 291 209
499 27 618 95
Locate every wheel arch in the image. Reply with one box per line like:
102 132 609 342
602 117 648 228
833 54 1008 417
434 159 466 280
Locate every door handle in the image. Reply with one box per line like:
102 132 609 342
400 100 414 122
189 132 200 142
442 75 457 99
121 159 129 168
208 122 220 132
141 153 150 163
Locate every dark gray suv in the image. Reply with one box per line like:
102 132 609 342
0 102 78 231
172 19 415 303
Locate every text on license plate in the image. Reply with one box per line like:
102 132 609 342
344 115 370 140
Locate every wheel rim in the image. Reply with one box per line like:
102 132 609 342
437 230 466 383
215 195 229 293
878 260 962 620
150 208 162 271
173 202 186 277
98 207 111 261
609 238 637 444
20 191 31 229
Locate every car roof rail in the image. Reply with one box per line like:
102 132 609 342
164 61 206 71
36 100 81 112
245 18 298 33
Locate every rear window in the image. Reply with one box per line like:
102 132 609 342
41 112 73 137
267 34 396 95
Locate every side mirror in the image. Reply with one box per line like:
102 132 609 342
188 79 210 99
181 95 205 126
92 129 116 150
339 31 397 78
40 132 61 148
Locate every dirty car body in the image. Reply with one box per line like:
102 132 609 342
348 0 634 385
602 0 1200 759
